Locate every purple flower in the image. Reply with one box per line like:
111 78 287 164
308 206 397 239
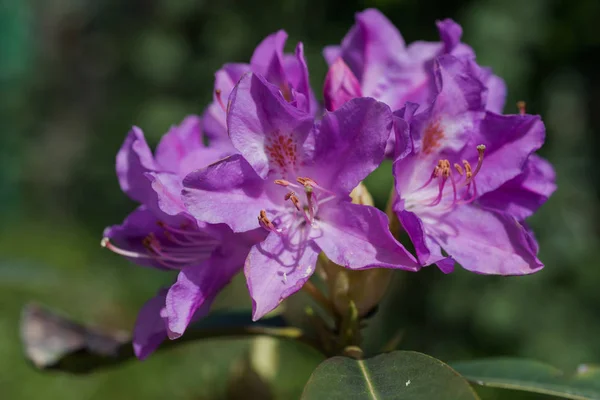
183 73 420 321
392 54 555 275
323 9 506 114
203 30 318 147
102 116 265 359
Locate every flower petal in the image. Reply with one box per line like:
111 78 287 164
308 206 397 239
478 154 556 220
132 289 168 360
431 205 543 275
436 18 475 58
165 246 247 338
203 63 251 143
103 206 171 269
116 127 157 203
245 231 320 321
410 54 486 156
323 45 342 65
250 30 288 87
144 172 187 220
315 202 419 271
306 97 392 195
323 58 362 112
395 209 454 273
390 103 420 159
284 42 317 114
182 154 279 232
155 115 203 172
472 112 546 196
342 9 406 90
227 73 314 179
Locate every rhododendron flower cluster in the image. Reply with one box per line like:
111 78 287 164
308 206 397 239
102 8 555 359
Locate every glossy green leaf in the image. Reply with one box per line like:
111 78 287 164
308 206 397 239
451 358 600 399
302 351 479 400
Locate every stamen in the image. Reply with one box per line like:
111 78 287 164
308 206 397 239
258 209 281 233
305 186 315 221
215 89 226 113
445 171 458 210
274 179 291 187
285 192 311 225
463 160 473 180
285 192 302 211
517 101 526 116
297 177 318 187
428 176 447 207
157 221 215 239
453 163 463 176
415 161 442 192
415 145 487 210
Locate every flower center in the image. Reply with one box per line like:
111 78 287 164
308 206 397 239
406 144 486 213
422 120 445 155
101 222 219 269
257 177 336 234
265 132 299 177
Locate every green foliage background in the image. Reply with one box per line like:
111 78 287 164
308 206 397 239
1 0 599 398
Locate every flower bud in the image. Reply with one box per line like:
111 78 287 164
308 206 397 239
319 183 393 317
320 258 393 318
350 182 374 206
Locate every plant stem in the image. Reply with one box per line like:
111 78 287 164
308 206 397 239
302 279 336 317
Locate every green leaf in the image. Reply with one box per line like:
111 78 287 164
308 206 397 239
451 358 600 399
302 350 480 400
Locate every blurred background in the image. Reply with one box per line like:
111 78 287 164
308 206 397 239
1 0 599 398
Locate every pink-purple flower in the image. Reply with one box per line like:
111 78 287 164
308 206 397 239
100 10 556 360
323 9 507 158
391 54 555 274
203 30 318 149
183 72 419 320
102 116 265 359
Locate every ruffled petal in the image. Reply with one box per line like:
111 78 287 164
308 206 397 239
245 231 320 321
323 58 362 112
409 54 486 156
155 115 203 172
227 73 314 179
132 289 168 360
182 154 279 232
472 112 546 196
306 97 392 195
116 127 158 204
343 9 406 90
144 172 187 220
165 246 247 338
430 205 543 275
314 202 419 271
250 30 288 87
395 209 454 273
478 154 556 220
284 42 317 114
203 64 251 143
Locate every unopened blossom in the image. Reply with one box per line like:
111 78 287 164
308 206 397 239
323 9 506 115
102 116 265 359
183 73 419 321
392 54 555 275
203 30 318 149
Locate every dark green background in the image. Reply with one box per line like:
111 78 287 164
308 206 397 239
1 0 598 398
